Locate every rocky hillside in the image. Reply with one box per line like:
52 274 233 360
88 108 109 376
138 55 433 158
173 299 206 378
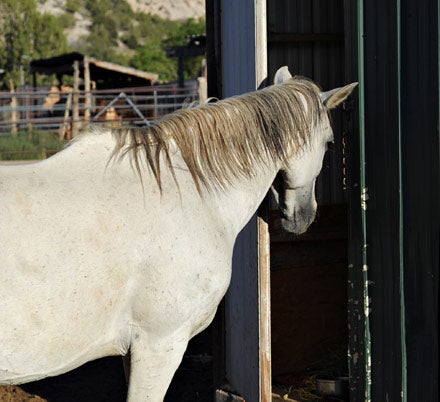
37 0 205 46
125 0 205 20
38 0 205 20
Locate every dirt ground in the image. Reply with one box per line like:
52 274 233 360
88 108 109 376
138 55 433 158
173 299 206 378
0 330 215 402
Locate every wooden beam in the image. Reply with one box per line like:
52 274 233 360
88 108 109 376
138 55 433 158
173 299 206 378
216 389 245 401
258 207 271 401
72 60 80 138
83 56 91 121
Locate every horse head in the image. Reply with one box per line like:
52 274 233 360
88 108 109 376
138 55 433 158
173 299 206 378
272 66 357 234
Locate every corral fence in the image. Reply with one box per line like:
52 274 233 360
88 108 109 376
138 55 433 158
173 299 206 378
0 82 201 140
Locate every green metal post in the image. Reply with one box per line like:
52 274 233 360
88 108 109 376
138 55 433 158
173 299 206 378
356 1 372 400
396 1 407 400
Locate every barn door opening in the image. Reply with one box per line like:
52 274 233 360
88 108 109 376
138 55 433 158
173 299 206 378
205 1 356 400
267 1 353 400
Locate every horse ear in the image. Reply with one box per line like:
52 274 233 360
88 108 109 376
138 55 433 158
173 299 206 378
320 82 358 109
274 66 292 85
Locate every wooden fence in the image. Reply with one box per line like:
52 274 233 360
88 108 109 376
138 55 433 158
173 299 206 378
0 83 200 139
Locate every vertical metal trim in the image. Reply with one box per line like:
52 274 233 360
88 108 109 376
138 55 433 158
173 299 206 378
357 1 372 400
396 1 407 400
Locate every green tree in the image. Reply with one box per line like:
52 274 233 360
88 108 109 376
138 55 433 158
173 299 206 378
0 0 205 87
0 0 69 88
165 17 206 80
130 39 177 83
135 13 175 42
130 16 206 83
34 14 70 58
77 0 135 64
166 18 205 47
65 0 80 13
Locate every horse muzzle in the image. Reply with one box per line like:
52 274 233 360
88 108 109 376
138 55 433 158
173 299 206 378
280 206 316 234
278 186 317 234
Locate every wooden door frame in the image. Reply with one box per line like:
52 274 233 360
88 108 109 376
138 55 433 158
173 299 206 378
206 1 271 401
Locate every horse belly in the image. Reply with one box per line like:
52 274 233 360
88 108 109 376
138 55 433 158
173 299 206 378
0 257 130 385
0 294 126 385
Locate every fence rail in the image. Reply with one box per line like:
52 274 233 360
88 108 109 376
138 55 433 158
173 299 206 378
0 83 200 138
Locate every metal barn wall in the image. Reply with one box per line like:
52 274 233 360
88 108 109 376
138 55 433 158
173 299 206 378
346 0 439 401
207 2 438 401
267 0 347 205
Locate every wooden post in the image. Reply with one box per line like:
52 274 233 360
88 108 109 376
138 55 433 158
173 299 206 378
26 91 31 132
83 56 91 122
197 77 207 104
153 90 158 120
258 202 271 401
59 93 72 140
9 80 17 136
255 2 271 396
72 60 80 138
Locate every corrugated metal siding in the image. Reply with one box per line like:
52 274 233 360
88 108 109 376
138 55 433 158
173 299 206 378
267 0 347 205
208 3 438 401
400 0 439 399
347 0 439 400
221 1 257 96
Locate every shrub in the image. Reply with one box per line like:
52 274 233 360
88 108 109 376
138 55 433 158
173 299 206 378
0 131 66 160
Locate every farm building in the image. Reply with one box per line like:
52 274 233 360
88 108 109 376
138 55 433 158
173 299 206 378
30 52 159 89
0 2 437 401
205 1 438 401
0 52 200 141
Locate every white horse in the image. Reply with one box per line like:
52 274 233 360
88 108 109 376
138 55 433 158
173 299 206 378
0 67 356 401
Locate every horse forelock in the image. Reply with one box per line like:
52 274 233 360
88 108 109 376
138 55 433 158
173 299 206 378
111 76 326 193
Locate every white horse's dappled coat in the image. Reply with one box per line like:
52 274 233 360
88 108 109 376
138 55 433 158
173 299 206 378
0 67 356 401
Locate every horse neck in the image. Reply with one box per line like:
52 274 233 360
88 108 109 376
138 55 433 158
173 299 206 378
57 132 278 238
209 157 278 238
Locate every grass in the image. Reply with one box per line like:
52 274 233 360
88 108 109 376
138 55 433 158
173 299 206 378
0 131 66 160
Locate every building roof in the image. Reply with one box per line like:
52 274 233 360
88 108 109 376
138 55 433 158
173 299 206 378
30 52 159 88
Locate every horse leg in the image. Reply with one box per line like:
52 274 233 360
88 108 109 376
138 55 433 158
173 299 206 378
126 331 188 402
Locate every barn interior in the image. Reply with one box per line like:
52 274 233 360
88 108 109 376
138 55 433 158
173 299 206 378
267 0 349 381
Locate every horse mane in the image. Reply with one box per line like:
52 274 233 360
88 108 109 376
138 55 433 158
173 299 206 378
111 76 326 193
